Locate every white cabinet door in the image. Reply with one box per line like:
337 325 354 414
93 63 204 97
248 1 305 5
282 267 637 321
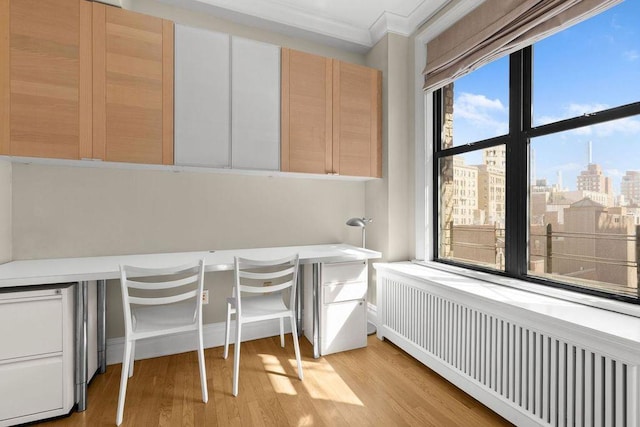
231 37 280 170
303 262 368 356
0 356 64 422
0 296 62 360
321 299 367 355
0 286 74 426
174 25 230 168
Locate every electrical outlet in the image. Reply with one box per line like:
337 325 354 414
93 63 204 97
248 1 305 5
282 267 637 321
202 289 209 305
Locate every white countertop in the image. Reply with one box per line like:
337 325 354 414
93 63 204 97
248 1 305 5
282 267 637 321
0 244 381 288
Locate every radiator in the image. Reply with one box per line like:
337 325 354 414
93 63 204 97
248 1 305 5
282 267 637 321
375 263 640 427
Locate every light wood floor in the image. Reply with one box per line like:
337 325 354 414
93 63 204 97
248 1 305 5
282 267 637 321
41 335 512 426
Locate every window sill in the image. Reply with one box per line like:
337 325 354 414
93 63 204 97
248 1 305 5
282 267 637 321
412 259 640 320
375 261 640 361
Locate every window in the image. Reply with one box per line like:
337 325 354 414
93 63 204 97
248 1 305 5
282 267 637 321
435 56 508 271
433 0 640 302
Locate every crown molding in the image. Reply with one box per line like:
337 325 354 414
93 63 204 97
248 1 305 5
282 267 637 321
370 0 450 42
158 0 457 52
190 0 373 47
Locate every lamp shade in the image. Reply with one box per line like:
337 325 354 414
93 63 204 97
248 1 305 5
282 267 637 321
346 217 372 248
346 217 367 227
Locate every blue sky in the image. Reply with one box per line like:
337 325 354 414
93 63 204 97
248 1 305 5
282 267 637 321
452 0 640 195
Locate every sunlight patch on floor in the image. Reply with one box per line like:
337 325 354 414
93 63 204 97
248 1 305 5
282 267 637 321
296 414 315 426
294 358 364 406
259 353 298 395
258 353 365 406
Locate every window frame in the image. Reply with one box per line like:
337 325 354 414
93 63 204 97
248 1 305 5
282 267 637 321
432 46 640 304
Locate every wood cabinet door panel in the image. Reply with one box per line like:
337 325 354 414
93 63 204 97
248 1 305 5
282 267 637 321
281 48 333 174
93 4 173 165
10 95 79 158
105 104 162 163
3 0 89 160
333 61 382 178
10 0 78 44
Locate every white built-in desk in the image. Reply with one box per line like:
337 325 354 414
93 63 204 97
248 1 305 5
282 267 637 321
0 244 381 414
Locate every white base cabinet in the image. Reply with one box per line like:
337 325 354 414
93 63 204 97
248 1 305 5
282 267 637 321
304 261 368 356
0 285 74 426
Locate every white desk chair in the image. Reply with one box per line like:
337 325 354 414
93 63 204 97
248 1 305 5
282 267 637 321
116 259 208 426
223 254 303 396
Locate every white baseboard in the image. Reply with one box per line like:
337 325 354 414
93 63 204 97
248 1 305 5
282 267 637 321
107 306 379 366
107 319 291 365
367 302 377 325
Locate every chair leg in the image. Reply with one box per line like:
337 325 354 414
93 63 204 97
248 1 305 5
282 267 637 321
116 340 133 426
197 327 208 403
223 303 232 359
128 341 135 378
290 317 303 380
279 317 285 348
232 320 242 396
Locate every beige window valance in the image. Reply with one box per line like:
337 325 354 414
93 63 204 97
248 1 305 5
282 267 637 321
423 0 621 92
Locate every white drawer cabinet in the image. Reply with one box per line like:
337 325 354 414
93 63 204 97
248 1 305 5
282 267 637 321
304 261 368 356
0 296 63 360
321 299 367 355
0 286 74 427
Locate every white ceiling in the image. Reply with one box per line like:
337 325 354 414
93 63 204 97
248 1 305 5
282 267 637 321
158 0 452 52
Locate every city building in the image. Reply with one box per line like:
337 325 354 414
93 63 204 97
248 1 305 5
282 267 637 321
555 199 637 290
452 157 479 226
621 171 640 205
477 164 505 226
577 163 613 200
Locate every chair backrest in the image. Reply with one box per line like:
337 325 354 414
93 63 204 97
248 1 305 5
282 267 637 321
119 259 206 336
234 254 299 312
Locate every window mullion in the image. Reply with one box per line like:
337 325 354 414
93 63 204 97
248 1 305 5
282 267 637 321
432 89 443 260
505 50 529 276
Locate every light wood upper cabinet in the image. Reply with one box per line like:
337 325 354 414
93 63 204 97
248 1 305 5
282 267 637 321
92 3 174 165
1 1 173 165
281 48 382 178
333 61 382 178
0 0 92 159
281 49 333 175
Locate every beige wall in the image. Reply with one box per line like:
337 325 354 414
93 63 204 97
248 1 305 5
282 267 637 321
365 33 414 304
12 165 364 258
12 164 365 337
386 34 413 262
0 160 11 263
365 34 389 274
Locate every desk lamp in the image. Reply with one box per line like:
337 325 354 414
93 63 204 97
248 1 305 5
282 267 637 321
346 217 372 248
